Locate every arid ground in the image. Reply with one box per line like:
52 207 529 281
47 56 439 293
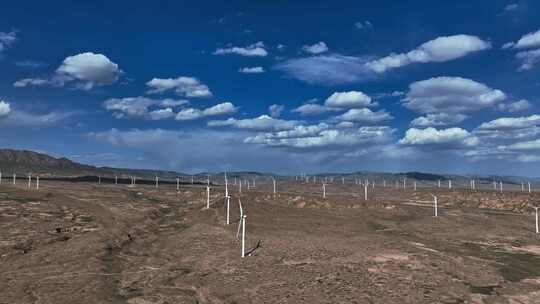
1 179 540 303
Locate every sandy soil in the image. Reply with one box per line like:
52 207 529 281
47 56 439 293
1 179 540 303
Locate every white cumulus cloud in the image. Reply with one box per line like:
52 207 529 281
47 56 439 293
103 96 188 119
213 41 268 57
366 35 491 73
146 76 212 98
208 115 299 131
399 127 478 147
410 113 468 127
302 42 329 54
503 29 540 50
335 108 393 123
239 66 265 73
324 91 376 108
175 102 237 121
498 99 531 112
403 76 506 115
14 52 122 90
0 100 11 118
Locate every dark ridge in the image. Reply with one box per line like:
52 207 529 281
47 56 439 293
404 172 445 181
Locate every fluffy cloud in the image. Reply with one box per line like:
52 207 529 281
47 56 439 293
497 99 531 112
146 76 212 98
324 91 375 108
302 42 328 54
403 77 506 115
57 53 120 87
213 41 268 57
473 115 540 143
0 31 16 52
245 126 394 150
0 101 11 118
508 139 540 151
275 35 489 85
239 66 264 73
203 102 237 116
366 35 491 73
175 102 237 121
268 104 284 118
103 97 188 119
476 115 540 130
503 29 540 50
292 103 341 116
208 115 299 131
335 108 393 123
249 123 330 140
148 108 175 120
13 78 50 87
14 52 122 90
399 127 478 147
503 30 540 71
515 49 540 71
410 113 467 127
273 54 375 85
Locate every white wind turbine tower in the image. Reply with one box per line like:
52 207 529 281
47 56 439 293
238 178 242 193
236 199 244 239
27 173 31 189
499 181 503 193
528 182 531 193
13 173 16 185
36 176 39 190
115 175 118 185
383 179 386 187
493 180 497 190
414 181 417 191
521 182 524 192
438 179 441 188
431 194 438 217
176 177 180 191
448 180 452 189
155 176 159 188
272 178 276 198
322 183 326 199
241 214 247 258
206 176 210 209
364 182 368 201
225 172 230 225
534 206 539 234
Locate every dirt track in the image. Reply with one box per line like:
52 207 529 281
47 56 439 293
1 180 540 303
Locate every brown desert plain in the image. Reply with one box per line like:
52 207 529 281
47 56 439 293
1 178 540 303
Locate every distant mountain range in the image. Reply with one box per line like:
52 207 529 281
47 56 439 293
0 149 182 179
0 148 537 185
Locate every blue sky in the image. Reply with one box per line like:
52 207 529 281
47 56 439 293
1 0 540 175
